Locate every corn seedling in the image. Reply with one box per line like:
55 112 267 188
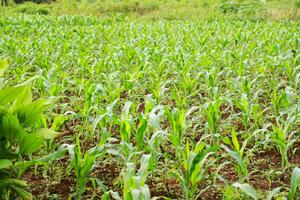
270 123 297 168
222 130 249 177
69 136 106 199
172 141 217 200
167 108 186 148
202 100 221 139
112 154 152 200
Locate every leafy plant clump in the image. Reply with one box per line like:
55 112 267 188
0 59 64 199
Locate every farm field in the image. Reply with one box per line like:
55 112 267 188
0 12 300 200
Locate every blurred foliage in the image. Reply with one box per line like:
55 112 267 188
0 0 299 20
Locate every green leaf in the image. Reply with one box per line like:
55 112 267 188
0 159 12 169
16 100 46 126
122 101 132 120
110 191 122 200
0 150 18 160
189 145 217 186
0 86 26 106
38 144 71 162
0 59 8 77
231 129 240 151
0 178 31 200
19 133 44 155
266 187 281 200
15 144 71 170
12 86 32 110
11 185 32 200
131 188 141 200
193 142 206 154
51 115 69 132
34 128 58 140
92 114 106 133
1 113 24 143
233 182 258 200
101 191 110 200
131 185 151 200
222 137 232 146
0 178 27 188
136 118 147 149
137 154 151 184
289 167 300 200
223 145 248 176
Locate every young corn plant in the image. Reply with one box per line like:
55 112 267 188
69 135 106 199
171 141 217 200
204 68 222 100
132 95 156 150
135 97 165 172
202 100 221 141
179 69 197 96
222 130 249 178
110 154 151 200
284 64 300 89
250 102 263 129
146 130 166 174
119 101 134 143
167 108 186 149
270 123 297 169
205 68 219 90
234 94 251 129
135 114 148 151
107 140 138 165
171 86 187 110
237 77 251 97
271 88 289 116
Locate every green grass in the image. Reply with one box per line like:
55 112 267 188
0 14 300 199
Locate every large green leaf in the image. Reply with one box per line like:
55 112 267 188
0 159 12 169
0 86 26 106
12 86 32 111
16 100 46 126
1 113 24 143
19 133 44 155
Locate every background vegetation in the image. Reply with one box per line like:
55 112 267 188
0 0 299 20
